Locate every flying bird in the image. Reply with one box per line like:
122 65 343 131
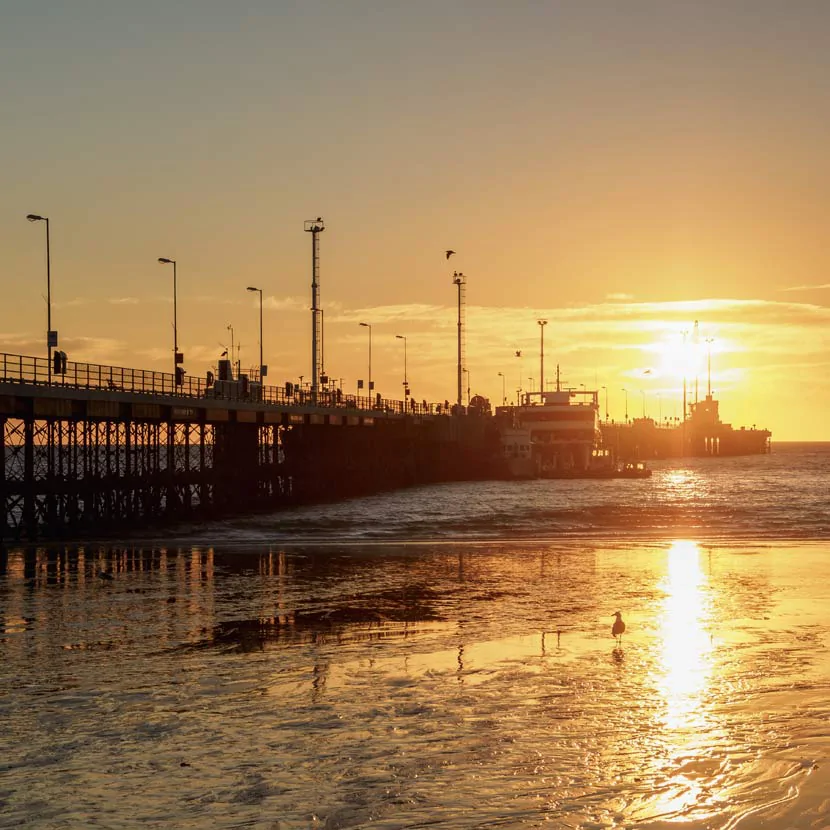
445 250 455 260
220 349 228 357
515 350 522 358
612 611 625 645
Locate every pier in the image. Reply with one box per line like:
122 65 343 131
0 352 497 540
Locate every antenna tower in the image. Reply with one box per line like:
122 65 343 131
452 271 466 408
304 217 325 397
693 320 700 405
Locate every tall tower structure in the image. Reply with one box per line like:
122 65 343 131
693 319 700 405
304 217 325 397
452 271 466 409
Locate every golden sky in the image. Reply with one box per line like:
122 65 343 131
2 2 829 439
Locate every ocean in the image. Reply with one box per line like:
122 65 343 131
1 442 829 829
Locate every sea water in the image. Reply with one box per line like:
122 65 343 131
1 443 829 829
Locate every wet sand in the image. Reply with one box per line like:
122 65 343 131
2 540 830 828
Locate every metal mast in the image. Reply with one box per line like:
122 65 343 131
453 271 466 409
538 319 547 395
693 319 700 405
304 217 325 398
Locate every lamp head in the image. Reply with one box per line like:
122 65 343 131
396 334 404 340
158 257 174 264
26 214 45 222
247 286 259 292
359 322 369 328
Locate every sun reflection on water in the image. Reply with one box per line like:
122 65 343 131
645 539 717 821
658 540 713 730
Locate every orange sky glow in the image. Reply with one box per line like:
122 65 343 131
2 2 829 440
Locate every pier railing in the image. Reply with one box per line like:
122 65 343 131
0 352 453 416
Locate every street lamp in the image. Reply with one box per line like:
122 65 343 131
452 271 466 409
681 328 689 421
621 387 628 422
463 368 471 405
247 286 264 381
601 385 608 421
515 349 523 404
705 337 714 397
640 389 646 418
497 371 506 405
359 322 372 398
26 214 53 382
158 257 179 379
395 334 407 392
537 319 547 395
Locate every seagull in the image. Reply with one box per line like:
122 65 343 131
445 250 455 260
220 349 228 357
612 611 625 645
515 350 522 358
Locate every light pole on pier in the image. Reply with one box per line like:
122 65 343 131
452 271 466 409
537 319 547 396
26 214 53 383
157 258 180 382
621 387 628 422
640 389 646 418
705 337 714 397
601 385 608 421
498 371 506 405
247 286 265 381
359 322 372 398
395 334 407 393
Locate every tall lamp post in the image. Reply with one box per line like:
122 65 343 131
705 337 714 397
247 286 264 381
515 349 522 405
359 322 372 399
158 257 179 380
26 214 53 382
395 334 407 392
463 368 471 406
640 389 646 418
537 319 547 395
498 371 506 405
601 385 608 421
452 271 466 409
621 387 629 422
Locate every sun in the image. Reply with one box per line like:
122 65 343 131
650 331 706 383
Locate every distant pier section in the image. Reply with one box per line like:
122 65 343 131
0 352 497 540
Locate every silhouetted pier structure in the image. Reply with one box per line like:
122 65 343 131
0 353 496 540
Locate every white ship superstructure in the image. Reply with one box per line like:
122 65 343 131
509 388 601 472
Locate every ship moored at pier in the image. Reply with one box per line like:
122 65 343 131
600 393 771 460
495 377 770 477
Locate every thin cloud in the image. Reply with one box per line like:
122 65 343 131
606 292 633 301
780 283 830 292
108 297 140 305
264 296 307 312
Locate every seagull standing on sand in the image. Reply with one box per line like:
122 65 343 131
612 611 625 645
